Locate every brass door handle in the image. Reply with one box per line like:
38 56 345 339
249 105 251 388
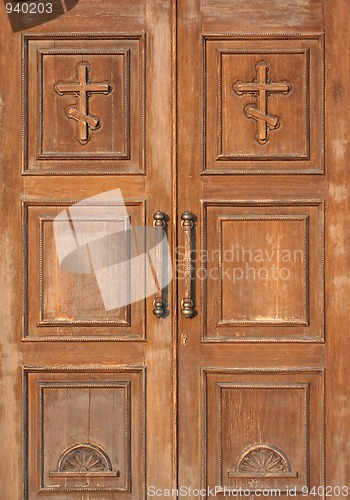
152 211 166 317
180 211 194 318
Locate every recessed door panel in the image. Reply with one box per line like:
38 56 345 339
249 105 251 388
203 35 324 174
24 34 145 174
201 201 324 342
25 368 145 497
203 369 324 494
23 200 146 341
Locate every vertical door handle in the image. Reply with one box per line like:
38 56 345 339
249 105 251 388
180 211 195 318
152 211 166 317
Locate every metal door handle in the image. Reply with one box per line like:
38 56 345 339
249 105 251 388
180 211 195 318
152 211 166 317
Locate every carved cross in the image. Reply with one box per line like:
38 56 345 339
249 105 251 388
54 62 111 145
232 61 291 144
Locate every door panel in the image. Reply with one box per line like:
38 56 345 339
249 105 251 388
24 34 145 174
24 199 145 340
204 369 324 493
201 200 324 342
26 368 145 496
203 34 324 174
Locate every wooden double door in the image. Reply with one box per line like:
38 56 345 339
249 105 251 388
0 0 349 497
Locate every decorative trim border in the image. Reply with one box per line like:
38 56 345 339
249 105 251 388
200 367 325 494
22 198 146 341
201 33 325 175
200 199 325 343
23 365 146 495
22 33 146 175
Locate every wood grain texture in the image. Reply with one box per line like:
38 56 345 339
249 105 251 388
0 0 349 497
1 0 174 498
201 201 324 342
0 24 23 500
324 0 350 488
177 0 348 496
23 201 146 340
25 369 144 495
201 0 323 33
177 0 204 490
203 35 324 173
204 369 324 493
24 35 146 174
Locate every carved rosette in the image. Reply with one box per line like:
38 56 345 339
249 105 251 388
50 443 120 477
59 444 111 473
239 446 289 474
228 444 298 478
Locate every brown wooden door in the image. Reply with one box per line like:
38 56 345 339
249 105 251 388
0 1 175 498
176 0 350 497
0 0 349 498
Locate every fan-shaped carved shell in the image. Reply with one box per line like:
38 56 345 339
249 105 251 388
238 445 291 474
57 443 112 473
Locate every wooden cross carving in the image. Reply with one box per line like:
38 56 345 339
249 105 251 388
232 61 291 144
54 62 111 145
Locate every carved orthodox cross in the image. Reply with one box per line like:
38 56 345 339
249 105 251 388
232 61 291 144
54 62 111 145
